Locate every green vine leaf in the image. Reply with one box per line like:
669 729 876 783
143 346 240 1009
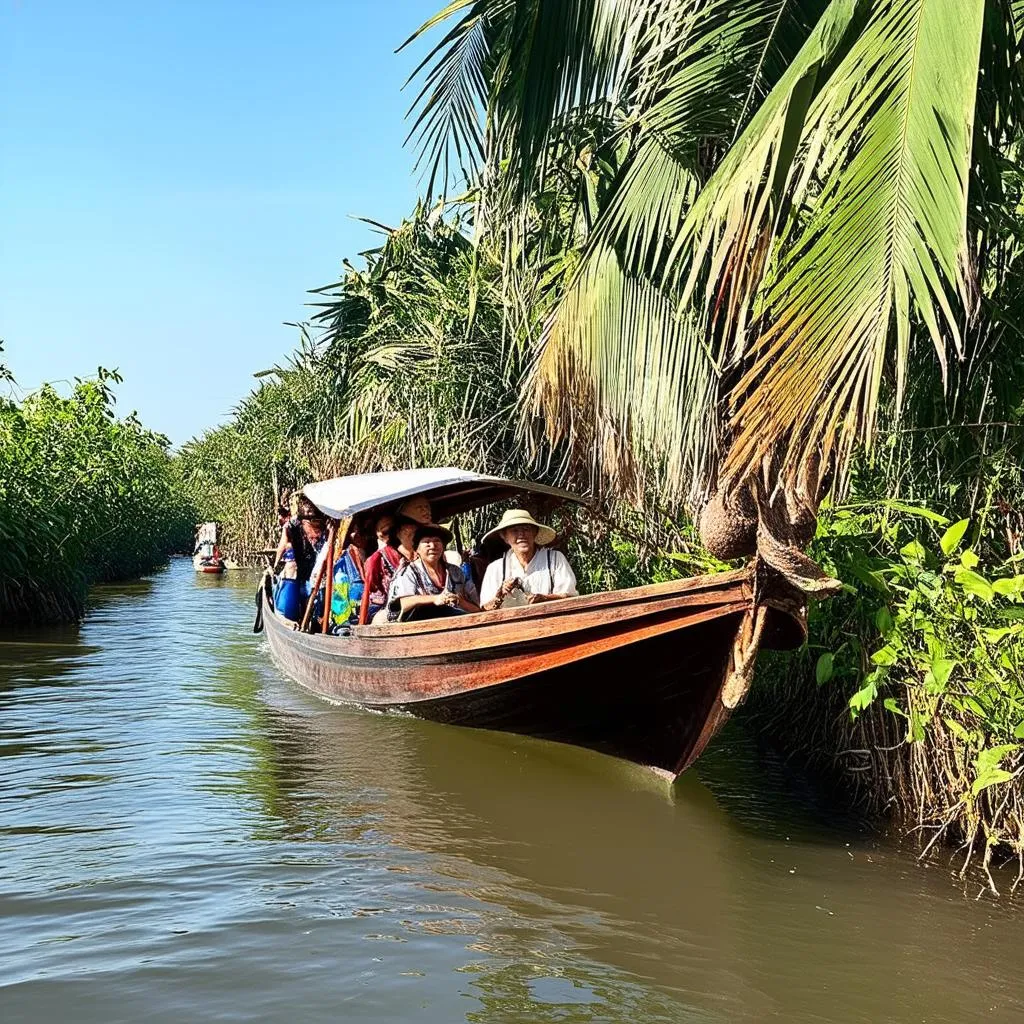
924 657 956 694
992 575 1024 599
815 652 835 685
954 568 995 603
875 606 894 636
940 519 970 556
970 744 1019 798
849 678 880 716
960 550 981 570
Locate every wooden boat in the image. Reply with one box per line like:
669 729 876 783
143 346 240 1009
194 554 226 574
194 521 228 573
257 468 806 781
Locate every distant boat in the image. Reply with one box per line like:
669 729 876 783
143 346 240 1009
194 522 227 574
194 553 226 574
256 468 805 781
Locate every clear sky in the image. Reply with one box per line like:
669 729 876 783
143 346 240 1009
1 0 442 444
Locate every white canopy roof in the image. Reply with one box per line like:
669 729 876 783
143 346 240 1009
196 522 218 544
302 467 584 521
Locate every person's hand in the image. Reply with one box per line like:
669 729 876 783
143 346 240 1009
500 578 521 597
525 592 547 605
435 591 459 607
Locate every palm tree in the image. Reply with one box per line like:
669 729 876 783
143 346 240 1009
404 0 1024 581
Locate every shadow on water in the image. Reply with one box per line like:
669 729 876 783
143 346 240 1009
694 720 875 845
0 575 155 691
209 647 1024 1023
0 625 96 692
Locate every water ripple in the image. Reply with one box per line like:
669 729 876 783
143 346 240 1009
2 558 1023 1023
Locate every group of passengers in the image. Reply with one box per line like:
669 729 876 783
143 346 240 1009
273 492 577 632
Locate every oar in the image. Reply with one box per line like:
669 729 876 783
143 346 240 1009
252 584 264 633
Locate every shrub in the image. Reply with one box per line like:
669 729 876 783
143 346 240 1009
0 370 195 625
752 503 1024 893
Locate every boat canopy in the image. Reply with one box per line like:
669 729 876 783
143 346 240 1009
196 522 218 544
302 468 585 522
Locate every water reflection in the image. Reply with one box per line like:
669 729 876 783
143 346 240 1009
1 558 1022 1024
215 651 1024 1022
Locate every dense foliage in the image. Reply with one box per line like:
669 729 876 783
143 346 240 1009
0 370 195 625
406 0 1024 507
180 1 1024 881
179 205 573 558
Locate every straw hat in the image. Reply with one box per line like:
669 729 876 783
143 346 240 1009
483 509 556 547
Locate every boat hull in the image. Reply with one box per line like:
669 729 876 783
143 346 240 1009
260 568 804 779
194 554 226 574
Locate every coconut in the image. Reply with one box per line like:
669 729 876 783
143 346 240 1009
698 485 757 560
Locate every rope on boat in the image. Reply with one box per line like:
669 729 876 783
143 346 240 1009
722 604 767 710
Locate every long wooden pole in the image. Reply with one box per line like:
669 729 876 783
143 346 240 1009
299 521 336 633
320 519 339 636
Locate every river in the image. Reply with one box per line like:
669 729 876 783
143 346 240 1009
2 557 1022 1022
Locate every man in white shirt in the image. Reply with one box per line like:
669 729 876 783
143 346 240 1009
479 509 577 610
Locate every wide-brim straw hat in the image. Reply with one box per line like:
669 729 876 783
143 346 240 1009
412 522 454 548
483 509 556 547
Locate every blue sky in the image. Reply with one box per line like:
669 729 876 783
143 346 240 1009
1 0 442 444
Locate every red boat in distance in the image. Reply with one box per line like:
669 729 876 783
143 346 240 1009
194 522 226 574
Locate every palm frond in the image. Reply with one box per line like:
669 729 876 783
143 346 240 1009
493 0 643 199
732 0 833 135
529 0 851 502
406 0 651 201
723 0 985 487
1013 0 1024 38
401 1 510 197
657 0 864 311
531 240 714 501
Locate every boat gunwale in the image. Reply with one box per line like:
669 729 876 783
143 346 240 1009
349 566 753 639
267 587 753 661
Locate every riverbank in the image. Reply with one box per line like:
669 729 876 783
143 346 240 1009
0 371 195 626
744 499 1024 893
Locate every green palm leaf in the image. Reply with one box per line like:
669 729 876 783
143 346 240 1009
401 1 509 197
495 0 642 196
530 0 848 499
531 241 714 498
724 0 985 487
405 0 648 199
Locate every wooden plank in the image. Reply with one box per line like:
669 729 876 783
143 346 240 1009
267 593 749 702
334 588 751 659
351 567 752 639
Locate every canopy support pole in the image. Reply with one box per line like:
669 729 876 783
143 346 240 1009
320 519 339 636
300 520 336 633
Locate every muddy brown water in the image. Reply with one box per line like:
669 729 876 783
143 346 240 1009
2 557 1022 1022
